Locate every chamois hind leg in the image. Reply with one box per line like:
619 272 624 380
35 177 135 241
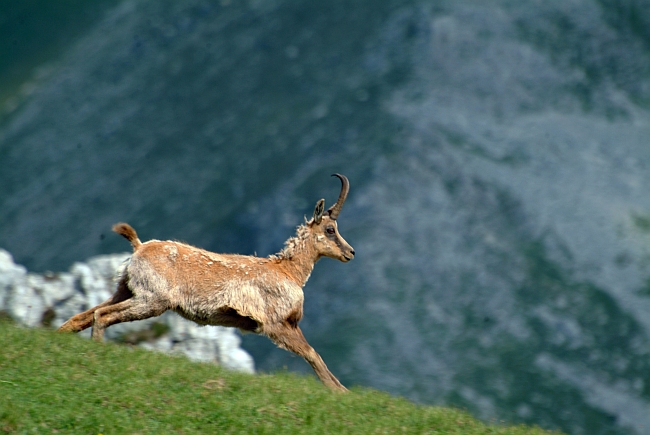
57 277 133 333
265 324 348 392
91 297 168 342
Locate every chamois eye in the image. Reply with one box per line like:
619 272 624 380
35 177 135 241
326 227 335 235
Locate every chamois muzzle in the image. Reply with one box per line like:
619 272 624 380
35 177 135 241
327 173 349 220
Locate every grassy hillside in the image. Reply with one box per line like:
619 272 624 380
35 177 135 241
0 319 560 434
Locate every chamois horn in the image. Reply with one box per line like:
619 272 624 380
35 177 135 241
327 173 349 220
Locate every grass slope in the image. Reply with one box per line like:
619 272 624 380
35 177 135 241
0 320 560 434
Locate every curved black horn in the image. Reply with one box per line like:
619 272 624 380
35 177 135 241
327 173 349 220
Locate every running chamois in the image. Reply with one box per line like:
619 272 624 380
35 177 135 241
58 174 355 391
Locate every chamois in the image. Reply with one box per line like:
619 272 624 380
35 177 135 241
58 174 355 391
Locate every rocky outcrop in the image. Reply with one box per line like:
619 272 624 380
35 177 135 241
0 248 254 373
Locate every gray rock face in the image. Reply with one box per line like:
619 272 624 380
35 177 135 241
0 248 254 373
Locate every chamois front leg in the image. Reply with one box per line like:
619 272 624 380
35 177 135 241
266 324 348 392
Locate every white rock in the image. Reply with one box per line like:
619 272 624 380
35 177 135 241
0 249 27 312
4 282 44 327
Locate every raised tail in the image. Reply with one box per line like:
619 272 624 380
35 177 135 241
112 222 142 250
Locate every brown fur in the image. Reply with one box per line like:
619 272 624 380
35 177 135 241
112 222 141 249
58 175 355 392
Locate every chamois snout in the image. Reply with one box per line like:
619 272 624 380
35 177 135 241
341 244 355 262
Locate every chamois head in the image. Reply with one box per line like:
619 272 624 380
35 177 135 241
309 174 355 262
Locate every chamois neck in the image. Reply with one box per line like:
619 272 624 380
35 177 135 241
281 248 319 286
269 224 319 286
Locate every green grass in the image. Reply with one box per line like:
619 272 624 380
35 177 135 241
0 320 560 435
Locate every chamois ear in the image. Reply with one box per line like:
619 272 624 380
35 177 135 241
313 199 325 224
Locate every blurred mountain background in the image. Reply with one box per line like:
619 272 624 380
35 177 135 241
1 1 650 433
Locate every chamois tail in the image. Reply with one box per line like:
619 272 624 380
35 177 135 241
112 222 142 250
